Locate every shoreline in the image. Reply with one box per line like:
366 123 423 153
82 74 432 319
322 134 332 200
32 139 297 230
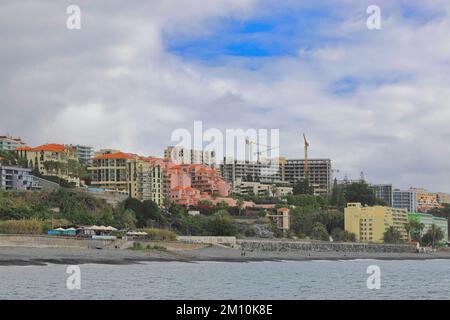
1 246 450 266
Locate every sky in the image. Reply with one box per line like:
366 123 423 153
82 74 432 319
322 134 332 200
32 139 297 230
1 0 450 192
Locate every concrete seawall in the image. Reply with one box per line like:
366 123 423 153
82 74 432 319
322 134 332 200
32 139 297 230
0 235 130 249
239 239 417 253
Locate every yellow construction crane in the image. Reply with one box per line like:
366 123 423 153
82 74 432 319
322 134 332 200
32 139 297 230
303 133 309 180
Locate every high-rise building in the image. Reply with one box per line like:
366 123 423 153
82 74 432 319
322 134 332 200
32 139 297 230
164 146 216 168
0 165 41 191
370 184 393 206
393 189 418 212
344 203 409 243
0 135 27 151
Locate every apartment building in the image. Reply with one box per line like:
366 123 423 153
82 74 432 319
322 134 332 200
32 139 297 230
70 145 94 166
0 165 40 191
14 143 80 186
409 212 449 243
88 152 164 206
393 189 418 212
0 135 27 151
370 184 393 206
344 203 409 243
163 162 231 206
164 146 216 168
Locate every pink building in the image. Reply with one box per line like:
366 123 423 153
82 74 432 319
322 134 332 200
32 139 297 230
165 163 231 206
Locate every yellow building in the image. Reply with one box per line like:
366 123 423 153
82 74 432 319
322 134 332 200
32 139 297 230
344 203 409 243
88 152 164 206
15 143 80 186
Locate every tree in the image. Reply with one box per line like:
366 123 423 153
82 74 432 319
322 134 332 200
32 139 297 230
405 220 424 242
330 178 346 209
236 199 244 216
383 226 403 244
205 210 237 236
286 194 322 209
0 150 17 165
421 224 444 248
293 178 314 195
331 228 356 242
310 222 329 241
113 208 137 229
343 182 378 206
429 204 450 233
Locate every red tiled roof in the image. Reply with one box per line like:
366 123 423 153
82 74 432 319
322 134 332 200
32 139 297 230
93 152 136 160
15 146 33 151
15 144 68 152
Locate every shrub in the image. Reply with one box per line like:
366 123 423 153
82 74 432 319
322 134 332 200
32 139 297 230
0 219 45 234
140 228 177 241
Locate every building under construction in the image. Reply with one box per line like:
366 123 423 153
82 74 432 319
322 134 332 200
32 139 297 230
220 157 332 196
220 133 332 196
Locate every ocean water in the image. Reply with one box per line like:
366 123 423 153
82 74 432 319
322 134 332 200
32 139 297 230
0 259 449 299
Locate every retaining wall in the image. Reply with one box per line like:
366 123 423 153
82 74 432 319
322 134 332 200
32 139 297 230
0 234 130 249
177 236 237 245
238 239 416 253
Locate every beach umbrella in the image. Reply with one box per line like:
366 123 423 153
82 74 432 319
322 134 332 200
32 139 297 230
106 226 118 231
55 228 65 231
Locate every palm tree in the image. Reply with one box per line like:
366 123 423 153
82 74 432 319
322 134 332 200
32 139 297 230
421 224 444 248
383 226 403 244
405 220 425 241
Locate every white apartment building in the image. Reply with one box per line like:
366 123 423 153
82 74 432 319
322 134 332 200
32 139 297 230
0 135 27 151
0 165 41 191
164 146 216 168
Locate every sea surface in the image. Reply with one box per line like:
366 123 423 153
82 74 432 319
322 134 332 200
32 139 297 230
0 259 449 299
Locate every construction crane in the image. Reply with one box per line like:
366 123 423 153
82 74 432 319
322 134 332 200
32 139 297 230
303 133 309 180
245 138 278 163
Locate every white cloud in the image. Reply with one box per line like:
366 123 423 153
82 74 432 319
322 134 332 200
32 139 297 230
1 0 450 192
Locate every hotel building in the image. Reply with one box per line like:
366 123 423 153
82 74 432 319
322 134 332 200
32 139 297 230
344 203 409 243
14 143 80 186
88 152 164 206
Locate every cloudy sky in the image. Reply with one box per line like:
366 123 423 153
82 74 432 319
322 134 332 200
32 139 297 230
1 0 450 192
